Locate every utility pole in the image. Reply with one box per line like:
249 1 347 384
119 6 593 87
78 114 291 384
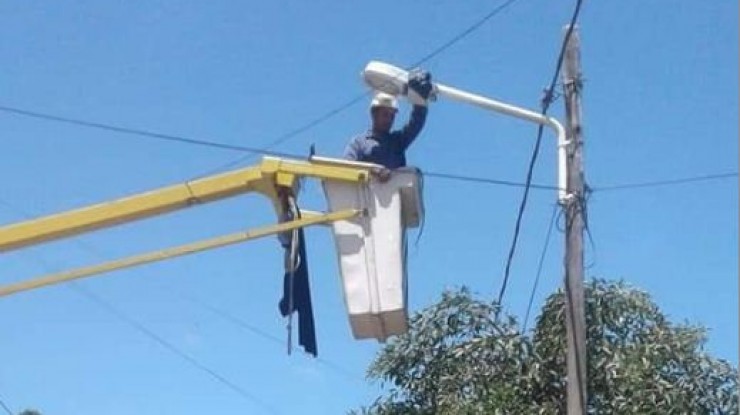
562 25 588 415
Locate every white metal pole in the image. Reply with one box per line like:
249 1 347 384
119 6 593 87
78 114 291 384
434 83 569 203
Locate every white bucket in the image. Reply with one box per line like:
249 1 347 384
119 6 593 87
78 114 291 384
322 165 423 341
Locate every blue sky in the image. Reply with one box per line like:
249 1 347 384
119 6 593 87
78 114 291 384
0 1 737 414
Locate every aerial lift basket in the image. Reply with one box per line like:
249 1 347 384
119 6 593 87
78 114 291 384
320 159 423 341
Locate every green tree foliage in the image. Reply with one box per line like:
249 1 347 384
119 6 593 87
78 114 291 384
353 280 738 414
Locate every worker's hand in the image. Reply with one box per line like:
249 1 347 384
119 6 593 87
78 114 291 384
371 166 392 183
407 69 433 106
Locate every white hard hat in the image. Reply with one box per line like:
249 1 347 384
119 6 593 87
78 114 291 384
370 92 398 111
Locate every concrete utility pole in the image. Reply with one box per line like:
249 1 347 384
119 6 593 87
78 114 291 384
562 25 588 415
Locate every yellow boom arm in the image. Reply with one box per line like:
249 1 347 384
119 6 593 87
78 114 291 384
0 156 373 296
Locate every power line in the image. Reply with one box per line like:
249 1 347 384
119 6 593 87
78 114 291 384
0 196 359 394
2 0 528 178
0 102 565 191
593 172 738 192
37 201 359 381
177 290 283 344
200 93 371 175
424 170 559 190
217 0 527 173
522 204 558 333
69 284 281 414
498 126 547 306
0 104 731 194
0 104 730 195
0 0 532 184
498 0 584 305
204 2 526 175
526 206 560 332
411 0 522 67
0 201 280 415
177 290 361 383
0 104 300 159
0 396 12 415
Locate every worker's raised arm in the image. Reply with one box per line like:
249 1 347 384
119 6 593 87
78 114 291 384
395 105 428 150
396 69 433 150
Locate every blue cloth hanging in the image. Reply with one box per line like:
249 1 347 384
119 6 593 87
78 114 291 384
278 227 317 356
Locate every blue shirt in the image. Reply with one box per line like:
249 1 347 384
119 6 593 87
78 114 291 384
343 106 428 169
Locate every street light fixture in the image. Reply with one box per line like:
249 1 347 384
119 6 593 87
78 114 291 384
362 60 569 203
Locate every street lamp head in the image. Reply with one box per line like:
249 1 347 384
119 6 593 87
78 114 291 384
362 61 409 96
361 59 569 204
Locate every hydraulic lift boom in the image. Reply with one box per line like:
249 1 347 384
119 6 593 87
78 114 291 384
0 156 373 296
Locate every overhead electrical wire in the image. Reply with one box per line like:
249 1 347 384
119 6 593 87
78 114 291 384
0 199 280 414
497 0 584 306
0 102 565 191
0 0 527 178
0 396 12 415
0 101 733 194
0 102 730 194
0 0 728 411
197 93 370 175
70 283 280 415
488 2 585 410
593 172 738 192
0 195 361 397
212 0 526 173
0 104 297 159
522 204 558 333
0 0 566 202
178 290 360 382
424 170 559 190
491 2 588 412
411 0 522 67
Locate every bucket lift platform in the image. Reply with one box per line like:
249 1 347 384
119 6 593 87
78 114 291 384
0 156 423 342
317 157 423 340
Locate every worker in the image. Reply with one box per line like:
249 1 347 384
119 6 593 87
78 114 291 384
344 69 433 181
